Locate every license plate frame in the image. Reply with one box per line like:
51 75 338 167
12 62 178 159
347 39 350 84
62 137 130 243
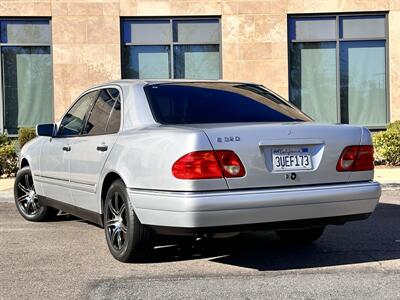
272 147 313 171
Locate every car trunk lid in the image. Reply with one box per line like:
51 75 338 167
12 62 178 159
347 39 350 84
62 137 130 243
185 122 364 190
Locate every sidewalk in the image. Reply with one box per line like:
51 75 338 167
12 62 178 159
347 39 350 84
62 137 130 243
375 167 400 190
374 168 400 184
0 178 14 202
0 178 14 191
0 168 399 202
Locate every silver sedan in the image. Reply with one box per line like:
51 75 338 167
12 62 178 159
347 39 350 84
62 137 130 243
14 80 381 262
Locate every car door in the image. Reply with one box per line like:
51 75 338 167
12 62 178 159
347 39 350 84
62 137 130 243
38 90 99 205
69 87 121 212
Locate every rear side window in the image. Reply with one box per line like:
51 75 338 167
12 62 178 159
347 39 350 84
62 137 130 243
83 88 121 135
144 83 311 124
105 89 121 134
58 91 99 136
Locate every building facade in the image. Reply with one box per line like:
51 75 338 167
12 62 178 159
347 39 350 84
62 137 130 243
0 0 399 134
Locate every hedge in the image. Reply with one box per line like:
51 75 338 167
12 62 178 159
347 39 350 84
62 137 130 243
0 128 37 177
373 121 400 166
0 133 17 177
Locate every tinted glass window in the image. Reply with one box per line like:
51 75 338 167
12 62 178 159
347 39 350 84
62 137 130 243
105 89 121 134
0 19 52 134
0 19 51 44
58 91 98 136
289 14 388 127
121 18 221 80
144 83 310 124
83 89 119 135
3 46 52 134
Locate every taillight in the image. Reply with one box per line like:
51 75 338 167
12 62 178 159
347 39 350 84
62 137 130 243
336 146 358 171
172 150 246 179
336 145 374 172
215 150 246 177
354 145 374 171
172 151 222 179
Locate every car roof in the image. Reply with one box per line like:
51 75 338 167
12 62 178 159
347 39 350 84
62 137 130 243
90 79 259 89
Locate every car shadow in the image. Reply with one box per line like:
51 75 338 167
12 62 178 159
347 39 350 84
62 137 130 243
51 215 104 228
146 202 400 270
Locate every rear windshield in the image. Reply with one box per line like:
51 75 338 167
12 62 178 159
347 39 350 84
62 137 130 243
144 82 311 124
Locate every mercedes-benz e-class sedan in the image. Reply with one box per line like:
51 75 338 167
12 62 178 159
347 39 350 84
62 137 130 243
14 80 381 262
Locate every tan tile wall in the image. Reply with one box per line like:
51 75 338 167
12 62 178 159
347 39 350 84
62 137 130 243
1 0 399 122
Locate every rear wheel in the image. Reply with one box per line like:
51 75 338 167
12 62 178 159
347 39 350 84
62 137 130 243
14 166 57 222
104 179 152 262
276 227 325 244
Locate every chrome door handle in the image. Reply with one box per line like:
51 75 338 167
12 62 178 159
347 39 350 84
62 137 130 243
62 145 71 152
96 144 108 152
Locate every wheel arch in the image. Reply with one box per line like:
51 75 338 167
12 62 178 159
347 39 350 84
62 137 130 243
100 171 125 214
20 157 30 169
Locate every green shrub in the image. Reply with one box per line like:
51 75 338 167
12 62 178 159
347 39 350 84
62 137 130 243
373 121 400 166
0 132 19 177
0 132 11 146
0 141 17 177
18 127 36 149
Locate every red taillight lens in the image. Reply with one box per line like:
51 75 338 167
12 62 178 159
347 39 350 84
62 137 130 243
214 150 246 177
336 146 358 171
172 151 222 179
353 145 374 171
336 145 374 172
172 150 246 179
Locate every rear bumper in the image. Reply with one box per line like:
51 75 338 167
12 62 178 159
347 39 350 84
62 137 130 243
127 181 381 231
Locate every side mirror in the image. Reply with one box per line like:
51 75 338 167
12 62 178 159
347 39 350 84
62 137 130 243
36 123 57 137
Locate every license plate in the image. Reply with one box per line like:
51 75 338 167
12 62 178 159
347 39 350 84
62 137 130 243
272 147 312 171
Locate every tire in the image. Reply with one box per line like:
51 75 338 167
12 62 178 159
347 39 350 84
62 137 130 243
14 166 57 222
104 179 152 262
276 227 325 245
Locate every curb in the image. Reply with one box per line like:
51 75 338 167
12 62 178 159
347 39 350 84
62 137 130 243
381 183 400 190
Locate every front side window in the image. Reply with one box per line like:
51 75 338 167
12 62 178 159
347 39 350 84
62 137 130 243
288 14 387 128
1 19 53 134
58 91 98 137
144 83 310 124
122 18 221 80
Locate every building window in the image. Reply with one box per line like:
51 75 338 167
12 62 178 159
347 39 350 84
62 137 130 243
121 18 221 80
288 14 388 128
0 19 53 134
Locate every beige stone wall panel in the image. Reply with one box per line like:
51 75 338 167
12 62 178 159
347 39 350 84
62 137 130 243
254 15 287 42
222 60 242 81
222 1 239 15
238 1 272 14
223 42 240 61
120 0 137 16
390 0 400 10
170 1 222 15
52 2 68 15
222 15 241 43
52 16 87 44
137 0 171 15
0 0 398 122
239 42 272 60
86 16 120 44
103 2 120 15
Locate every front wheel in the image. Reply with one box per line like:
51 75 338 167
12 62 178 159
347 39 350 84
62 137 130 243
276 227 325 244
104 179 152 262
14 166 57 222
